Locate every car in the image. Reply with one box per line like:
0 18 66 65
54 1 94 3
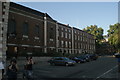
48 57 76 66
77 55 90 62
84 54 91 61
89 54 98 60
114 53 120 58
70 57 85 63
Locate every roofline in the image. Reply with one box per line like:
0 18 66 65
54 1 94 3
58 22 71 28
10 2 94 37
10 2 55 20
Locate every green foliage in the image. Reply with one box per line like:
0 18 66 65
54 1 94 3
107 23 120 50
83 25 104 44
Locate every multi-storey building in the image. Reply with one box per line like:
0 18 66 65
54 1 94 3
57 23 72 54
1 2 95 56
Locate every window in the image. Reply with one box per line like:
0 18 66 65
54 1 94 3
75 50 77 54
58 30 59 37
74 30 76 33
65 28 67 31
78 43 80 48
79 32 81 35
49 27 54 39
81 43 82 49
50 27 53 30
78 36 79 40
69 29 71 33
75 35 77 40
69 34 71 39
2 18 4 22
65 33 67 38
58 27 59 31
58 40 59 47
8 19 16 35
61 32 64 37
35 25 39 37
65 41 68 48
61 41 64 47
69 50 71 54
23 22 29 36
61 27 63 30
75 42 77 48
69 42 71 48
83 33 84 36
2 11 5 15
83 37 84 41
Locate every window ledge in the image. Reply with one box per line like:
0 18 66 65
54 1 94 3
34 37 39 40
23 35 28 38
8 33 16 37
50 39 53 41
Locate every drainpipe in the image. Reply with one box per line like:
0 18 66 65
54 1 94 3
44 14 47 53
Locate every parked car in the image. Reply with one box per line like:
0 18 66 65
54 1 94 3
70 57 85 63
114 53 120 58
48 57 76 66
84 54 91 61
89 54 98 60
78 55 90 62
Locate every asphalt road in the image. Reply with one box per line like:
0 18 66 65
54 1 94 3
6 56 119 80
31 56 118 80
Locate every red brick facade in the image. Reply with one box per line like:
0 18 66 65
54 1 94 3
6 2 95 56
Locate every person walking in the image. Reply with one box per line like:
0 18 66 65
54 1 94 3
7 59 18 80
23 57 35 80
0 60 4 80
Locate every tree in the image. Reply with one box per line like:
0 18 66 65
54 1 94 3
107 23 120 52
83 25 104 44
83 25 104 54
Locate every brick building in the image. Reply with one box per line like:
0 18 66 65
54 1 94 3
2 2 95 56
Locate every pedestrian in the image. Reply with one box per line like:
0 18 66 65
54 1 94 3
0 60 4 80
23 57 35 79
15 52 18 59
11 57 17 64
7 59 18 80
2 59 5 80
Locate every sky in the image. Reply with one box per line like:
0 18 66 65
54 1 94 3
14 2 118 35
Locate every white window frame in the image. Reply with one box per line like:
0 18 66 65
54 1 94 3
65 28 67 32
75 35 77 40
65 41 68 48
61 41 64 47
61 27 64 30
69 29 71 33
78 36 79 40
65 33 67 38
61 32 64 37
69 41 71 48
69 34 71 39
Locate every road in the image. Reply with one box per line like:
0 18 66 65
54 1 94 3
6 56 119 80
32 56 118 80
